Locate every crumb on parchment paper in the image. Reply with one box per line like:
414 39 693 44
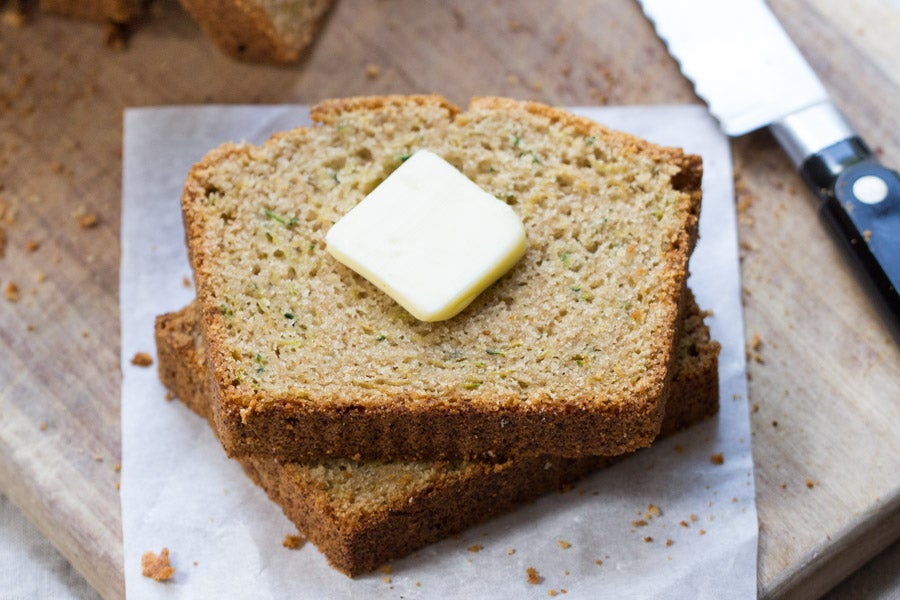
141 548 175 581
526 567 542 584
282 534 306 549
131 352 153 367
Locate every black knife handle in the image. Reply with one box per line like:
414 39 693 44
800 138 900 324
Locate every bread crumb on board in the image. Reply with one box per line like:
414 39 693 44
131 352 153 367
78 213 99 229
468 543 483 553
526 567 543 584
282 534 306 549
750 333 762 350
141 548 175 581
451 6 464 28
4 281 20 302
557 540 571 549
710 452 725 465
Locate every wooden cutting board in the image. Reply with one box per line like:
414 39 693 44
0 1 897 598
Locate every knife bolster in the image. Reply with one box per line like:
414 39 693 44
771 101 855 168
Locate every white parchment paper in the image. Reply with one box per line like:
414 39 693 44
120 105 756 599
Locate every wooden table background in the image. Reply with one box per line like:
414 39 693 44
1 1 898 598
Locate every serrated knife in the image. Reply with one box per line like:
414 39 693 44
638 0 900 326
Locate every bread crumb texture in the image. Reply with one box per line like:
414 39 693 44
527 566 543 584
141 548 175 581
182 95 702 458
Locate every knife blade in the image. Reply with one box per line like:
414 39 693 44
638 0 900 327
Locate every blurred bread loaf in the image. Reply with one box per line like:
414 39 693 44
34 0 333 63
177 0 334 63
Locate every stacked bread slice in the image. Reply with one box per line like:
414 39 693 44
156 95 719 575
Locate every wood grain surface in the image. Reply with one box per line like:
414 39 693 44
1 1 898 598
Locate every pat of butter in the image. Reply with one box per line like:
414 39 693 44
325 149 526 322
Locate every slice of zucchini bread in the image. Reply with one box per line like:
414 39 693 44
181 95 703 461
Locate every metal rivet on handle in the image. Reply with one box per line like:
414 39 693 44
852 174 889 205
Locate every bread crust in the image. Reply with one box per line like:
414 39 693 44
181 95 704 462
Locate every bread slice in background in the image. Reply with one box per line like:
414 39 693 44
181 95 703 462
154 288 719 576
177 0 334 63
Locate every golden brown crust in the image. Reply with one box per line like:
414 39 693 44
181 95 705 462
154 293 718 576
241 450 614 576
